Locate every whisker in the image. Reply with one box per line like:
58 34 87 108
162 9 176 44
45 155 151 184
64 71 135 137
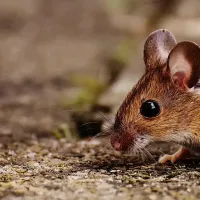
97 112 114 125
89 131 111 141
139 149 147 162
88 126 112 139
80 121 100 128
79 126 108 135
128 142 140 159
143 148 156 163
62 109 113 128
102 122 113 130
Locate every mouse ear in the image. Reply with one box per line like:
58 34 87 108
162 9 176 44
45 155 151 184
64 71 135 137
167 41 200 89
144 29 176 71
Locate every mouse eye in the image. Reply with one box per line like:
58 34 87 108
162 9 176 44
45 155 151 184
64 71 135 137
140 100 160 118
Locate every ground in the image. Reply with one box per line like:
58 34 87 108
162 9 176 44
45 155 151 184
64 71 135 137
1 0 200 200
1 138 200 200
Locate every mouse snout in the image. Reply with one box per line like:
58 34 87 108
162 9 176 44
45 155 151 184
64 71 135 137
112 141 122 151
110 132 135 152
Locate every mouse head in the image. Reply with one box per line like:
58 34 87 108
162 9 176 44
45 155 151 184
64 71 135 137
110 29 200 153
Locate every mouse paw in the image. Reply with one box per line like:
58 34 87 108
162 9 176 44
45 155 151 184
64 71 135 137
158 154 177 164
158 147 190 164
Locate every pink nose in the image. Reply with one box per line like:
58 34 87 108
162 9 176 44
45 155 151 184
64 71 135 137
112 141 122 151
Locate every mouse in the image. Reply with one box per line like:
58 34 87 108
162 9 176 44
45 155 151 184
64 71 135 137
110 29 200 164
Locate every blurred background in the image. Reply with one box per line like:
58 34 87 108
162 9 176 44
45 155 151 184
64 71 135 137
0 0 200 141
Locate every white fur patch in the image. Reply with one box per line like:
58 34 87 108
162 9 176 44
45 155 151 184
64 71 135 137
188 87 195 93
130 134 151 153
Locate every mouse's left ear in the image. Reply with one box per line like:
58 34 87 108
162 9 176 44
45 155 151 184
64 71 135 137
167 41 200 89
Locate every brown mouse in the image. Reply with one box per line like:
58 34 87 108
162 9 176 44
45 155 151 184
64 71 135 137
110 29 200 164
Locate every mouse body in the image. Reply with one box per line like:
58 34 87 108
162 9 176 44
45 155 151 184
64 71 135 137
110 29 200 163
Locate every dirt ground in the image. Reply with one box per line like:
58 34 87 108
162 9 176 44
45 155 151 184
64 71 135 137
1 137 200 200
1 0 200 200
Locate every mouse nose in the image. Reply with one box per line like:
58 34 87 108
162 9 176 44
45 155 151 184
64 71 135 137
112 141 122 151
110 132 135 152
110 136 123 151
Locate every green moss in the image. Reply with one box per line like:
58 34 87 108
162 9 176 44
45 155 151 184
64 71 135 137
51 123 75 140
111 38 136 65
62 75 106 110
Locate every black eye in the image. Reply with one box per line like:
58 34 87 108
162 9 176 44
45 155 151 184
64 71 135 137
140 100 160 118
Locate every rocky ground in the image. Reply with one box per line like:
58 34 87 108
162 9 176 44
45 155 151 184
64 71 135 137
1 0 200 199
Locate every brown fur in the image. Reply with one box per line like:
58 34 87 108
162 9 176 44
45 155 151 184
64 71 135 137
113 66 200 149
110 29 200 153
